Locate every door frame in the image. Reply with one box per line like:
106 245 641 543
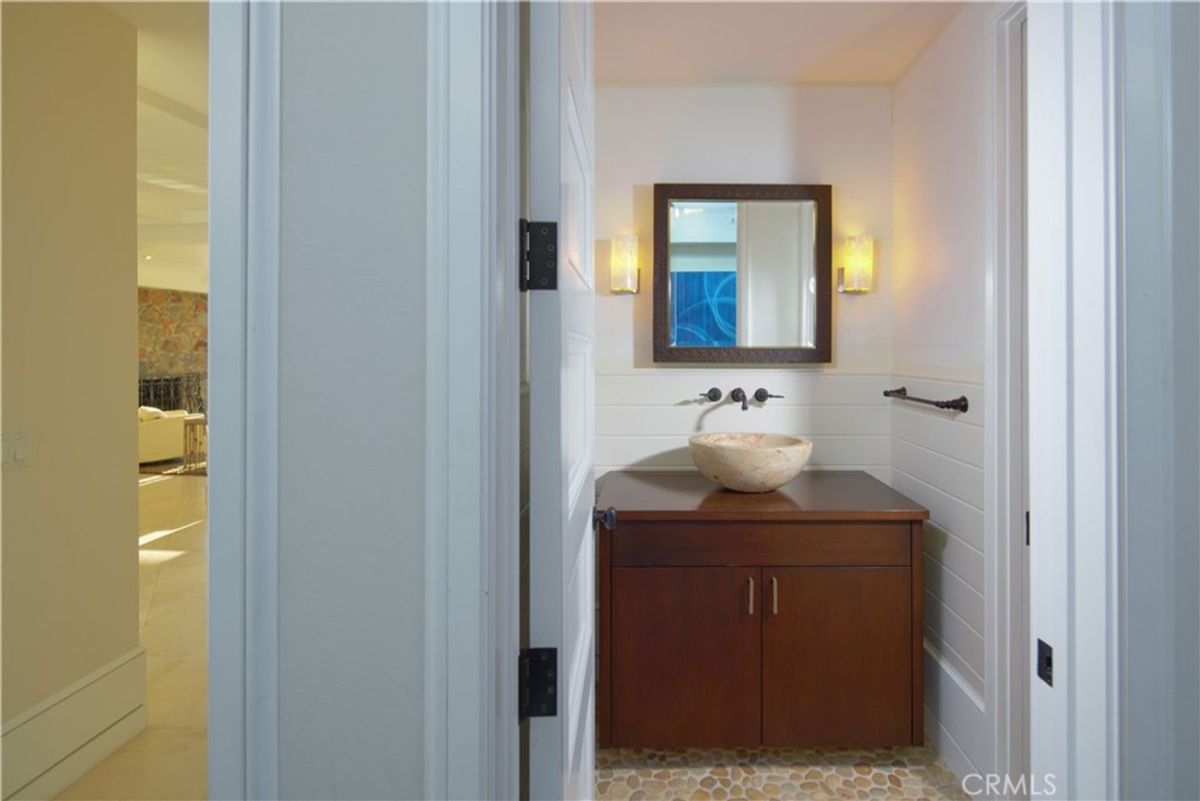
424 3 521 800
208 2 281 798
985 1 1029 785
1026 3 1125 797
210 4 521 799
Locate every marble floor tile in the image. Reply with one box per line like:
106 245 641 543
56 728 207 801
57 476 208 801
147 659 207 730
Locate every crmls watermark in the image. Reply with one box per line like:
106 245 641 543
962 773 1058 798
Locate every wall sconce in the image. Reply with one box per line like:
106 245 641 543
610 233 640 294
838 234 874 294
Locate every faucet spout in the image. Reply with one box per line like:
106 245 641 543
730 387 749 411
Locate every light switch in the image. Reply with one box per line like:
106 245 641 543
1 428 32 469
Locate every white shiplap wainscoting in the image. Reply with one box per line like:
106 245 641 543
595 369 892 482
886 372 988 776
595 366 989 777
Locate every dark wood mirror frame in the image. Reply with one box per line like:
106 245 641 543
652 183 832 364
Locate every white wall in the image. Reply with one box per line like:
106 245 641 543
892 3 996 779
276 4 425 798
1 5 145 797
892 16 989 379
595 85 895 479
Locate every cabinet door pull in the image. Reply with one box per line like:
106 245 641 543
771 576 779 615
747 576 755 615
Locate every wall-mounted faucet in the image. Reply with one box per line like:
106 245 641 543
707 387 781 410
754 388 784 404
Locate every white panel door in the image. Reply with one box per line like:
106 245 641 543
527 2 596 799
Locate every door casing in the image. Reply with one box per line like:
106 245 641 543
209 3 522 799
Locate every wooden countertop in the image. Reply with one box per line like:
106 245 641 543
596 470 929 523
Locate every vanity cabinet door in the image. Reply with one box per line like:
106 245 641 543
611 566 762 747
762 567 912 746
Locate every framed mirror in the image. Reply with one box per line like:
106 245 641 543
652 183 832 363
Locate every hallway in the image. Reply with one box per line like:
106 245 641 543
58 475 207 800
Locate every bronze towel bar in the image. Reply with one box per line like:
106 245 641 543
883 386 969 413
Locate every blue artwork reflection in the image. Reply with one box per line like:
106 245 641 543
670 271 737 347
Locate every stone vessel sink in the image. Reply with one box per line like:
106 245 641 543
688 433 814 493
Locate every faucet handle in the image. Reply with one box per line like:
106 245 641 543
754 388 784 403
699 387 723 402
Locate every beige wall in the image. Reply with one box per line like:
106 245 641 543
2 1 139 721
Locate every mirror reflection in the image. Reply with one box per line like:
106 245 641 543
668 200 818 348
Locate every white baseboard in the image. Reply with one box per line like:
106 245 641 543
923 639 989 778
925 703 974 786
2 648 147 800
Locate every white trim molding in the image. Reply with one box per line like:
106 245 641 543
1027 3 1124 797
208 1 281 797
488 6 522 797
243 2 282 796
1 649 146 800
424 5 450 796
985 1 1029 785
425 4 520 799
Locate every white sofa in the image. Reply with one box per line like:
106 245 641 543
138 407 188 464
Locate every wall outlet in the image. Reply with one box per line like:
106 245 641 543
1 428 33 469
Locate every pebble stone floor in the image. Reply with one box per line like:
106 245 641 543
596 747 969 801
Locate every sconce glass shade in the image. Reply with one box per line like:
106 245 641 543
842 234 874 293
610 234 639 294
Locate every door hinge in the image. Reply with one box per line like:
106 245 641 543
593 506 617 531
519 219 558 291
518 647 557 720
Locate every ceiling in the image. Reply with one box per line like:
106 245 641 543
109 3 209 293
595 2 963 85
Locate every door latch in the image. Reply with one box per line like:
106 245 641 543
1037 639 1053 686
592 506 617 531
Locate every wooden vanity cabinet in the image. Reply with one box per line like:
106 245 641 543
761 567 912 746
596 471 928 750
611 566 761 747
